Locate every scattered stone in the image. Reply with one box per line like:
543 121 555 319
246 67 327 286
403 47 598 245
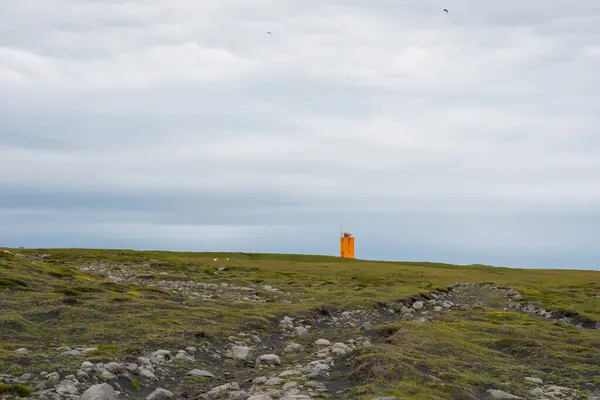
487 389 523 399
45 372 60 385
81 383 118 400
150 349 172 364
146 388 174 400
18 373 33 381
256 354 281 366
434 306 443 312
282 382 299 390
187 369 215 378
104 362 124 374
314 339 331 347
99 370 117 381
279 370 302 378
247 395 272 400
208 382 240 398
229 391 250 400
136 357 152 367
125 363 139 373
186 346 197 354
361 321 373 330
62 349 84 356
139 367 157 380
305 381 327 391
294 326 309 337
253 377 268 384
228 346 252 360
14 348 29 354
525 377 543 384
56 380 79 395
175 351 195 362
331 342 353 356
76 370 89 381
284 343 304 354
266 377 282 386
281 316 295 330
412 301 424 310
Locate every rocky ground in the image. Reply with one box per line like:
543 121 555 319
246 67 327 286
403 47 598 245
75 261 304 305
2 266 599 400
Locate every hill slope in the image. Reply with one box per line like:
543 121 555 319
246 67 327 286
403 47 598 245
1 249 599 400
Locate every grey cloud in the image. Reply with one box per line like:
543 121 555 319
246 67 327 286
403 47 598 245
1 0 600 269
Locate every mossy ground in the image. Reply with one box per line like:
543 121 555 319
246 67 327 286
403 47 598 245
349 310 599 399
0 249 598 399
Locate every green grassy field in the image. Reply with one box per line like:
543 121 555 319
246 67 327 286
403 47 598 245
1 249 599 399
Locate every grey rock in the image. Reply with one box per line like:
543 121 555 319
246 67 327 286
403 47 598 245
138 367 157 380
187 369 215 378
56 380 79 395
19 373 33 381
525 377 543 384
186 346 197 354
81 383 118 400
247 396 272 400
305 381 327 391
280 396 311 400
412 301 424 310
62 349 84 356
434 306 443 312
229 391 250 400
100 370 117 381
282 382 299 391
93 363 105 373
228 346 252 360
294 326 309 337
81 361 94 372
46 372 61 385
279 370 303 378
14 348 29 354
284 343 304 354
104 362 124 374
442 301 453 308
487 389 523 399
136 356 152 366
361 322 372 330
208 382 240 398
256 354 281 366
125 363 138 373
150 350 172 364
280 316 295 330
252 377 268 384
76 370 89 381
331 343 353 356
146 388 174 400
314 339 331 347
266 377 282 386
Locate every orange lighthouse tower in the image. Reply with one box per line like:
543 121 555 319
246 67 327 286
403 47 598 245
340 231 355 259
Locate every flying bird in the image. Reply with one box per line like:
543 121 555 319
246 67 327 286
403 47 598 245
443 8 448 13
267 31 272 34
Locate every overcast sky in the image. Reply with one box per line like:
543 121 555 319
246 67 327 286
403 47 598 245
1 1 600 270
